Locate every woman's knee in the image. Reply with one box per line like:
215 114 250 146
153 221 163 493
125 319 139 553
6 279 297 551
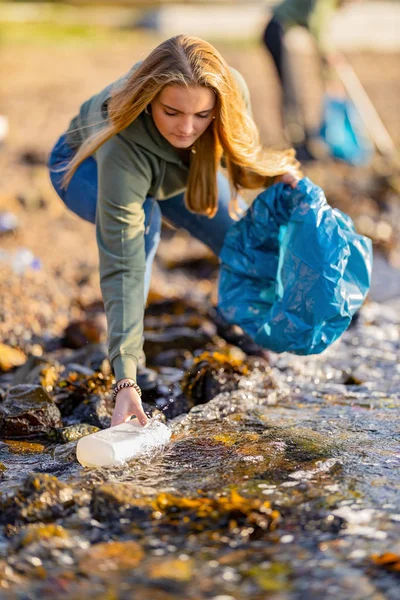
48 133 98 224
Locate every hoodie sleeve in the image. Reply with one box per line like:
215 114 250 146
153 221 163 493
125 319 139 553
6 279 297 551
95 134 153 383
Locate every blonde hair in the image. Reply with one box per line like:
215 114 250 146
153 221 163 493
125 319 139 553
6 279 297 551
63 34 300 218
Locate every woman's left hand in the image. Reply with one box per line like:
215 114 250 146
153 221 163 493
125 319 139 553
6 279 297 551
276 172 300 189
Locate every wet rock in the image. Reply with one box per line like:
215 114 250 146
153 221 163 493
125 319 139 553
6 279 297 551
79 540 144 576
155 393 193 420
52 440 78 463
63 363 95 378
181 351 251 405
0 384 62 438
91 484 153 522
144 327 211 360
70 392 113 429
0 473 76 525
149 348 193 369
2 439 46 454
151 489 280 533
55 343 109 373
144 312 206 330
145 298 204 318
51 423 100 444
62 314 107 349
0 560 22 588
146 557 194 582
53 370 114 418
246 562 291 593
0 343 26 372
0 462 6 479
11 523 71 551
12 355 51 386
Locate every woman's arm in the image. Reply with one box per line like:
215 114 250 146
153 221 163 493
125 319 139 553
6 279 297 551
96 136 153 425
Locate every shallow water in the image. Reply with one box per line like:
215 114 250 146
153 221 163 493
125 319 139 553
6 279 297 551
0 299 399 599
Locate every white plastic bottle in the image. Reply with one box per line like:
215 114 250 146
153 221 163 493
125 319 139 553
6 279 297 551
76 419 171 468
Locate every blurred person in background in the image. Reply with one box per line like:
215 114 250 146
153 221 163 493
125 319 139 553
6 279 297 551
48 35 300 429
263 0 352 160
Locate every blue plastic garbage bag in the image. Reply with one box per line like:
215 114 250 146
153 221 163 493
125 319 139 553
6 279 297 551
320 95 374 166
218 178 373 355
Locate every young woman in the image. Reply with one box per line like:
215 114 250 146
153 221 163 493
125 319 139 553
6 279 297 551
262 0 346 159
48 34 300 428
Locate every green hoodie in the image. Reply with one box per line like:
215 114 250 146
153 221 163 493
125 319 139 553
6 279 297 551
65 64 251 383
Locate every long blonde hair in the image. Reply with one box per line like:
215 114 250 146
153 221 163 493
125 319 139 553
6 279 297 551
63 34 300 217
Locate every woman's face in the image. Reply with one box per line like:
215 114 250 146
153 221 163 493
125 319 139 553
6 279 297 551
151 84 216 149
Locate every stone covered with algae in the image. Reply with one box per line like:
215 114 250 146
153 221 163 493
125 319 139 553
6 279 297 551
0 473 76 525
181 351 252 404
91 483 153 522
78 540 144 576
10 523 71 551
0 384 62 438
91 483 280 537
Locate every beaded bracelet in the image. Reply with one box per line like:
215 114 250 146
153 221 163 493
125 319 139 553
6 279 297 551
112 379 142 401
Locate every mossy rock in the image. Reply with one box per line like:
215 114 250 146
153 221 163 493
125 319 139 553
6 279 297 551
0 473 76 525
181 351 250 404
91 483 153 522
0 384 62 438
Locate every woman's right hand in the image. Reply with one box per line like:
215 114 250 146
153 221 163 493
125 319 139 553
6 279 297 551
111 384 149 427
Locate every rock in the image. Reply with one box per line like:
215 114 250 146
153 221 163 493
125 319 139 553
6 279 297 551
0 343 26 372
149 348 193 369
145 298 203 318
71 393 113 429
2 440 46 454
0 473 76 525
63 364 95 378
51 423 100 444
62 314 107 349
53 369 114 418
11 523 71 551
12 355 49 386
91 483 153 522
79 540 144 576
181 351 250 405
155 393 193 420
52 440 78 463
144 327 211 361
146 557 194 582
0 384 62 438
54 343 109 372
